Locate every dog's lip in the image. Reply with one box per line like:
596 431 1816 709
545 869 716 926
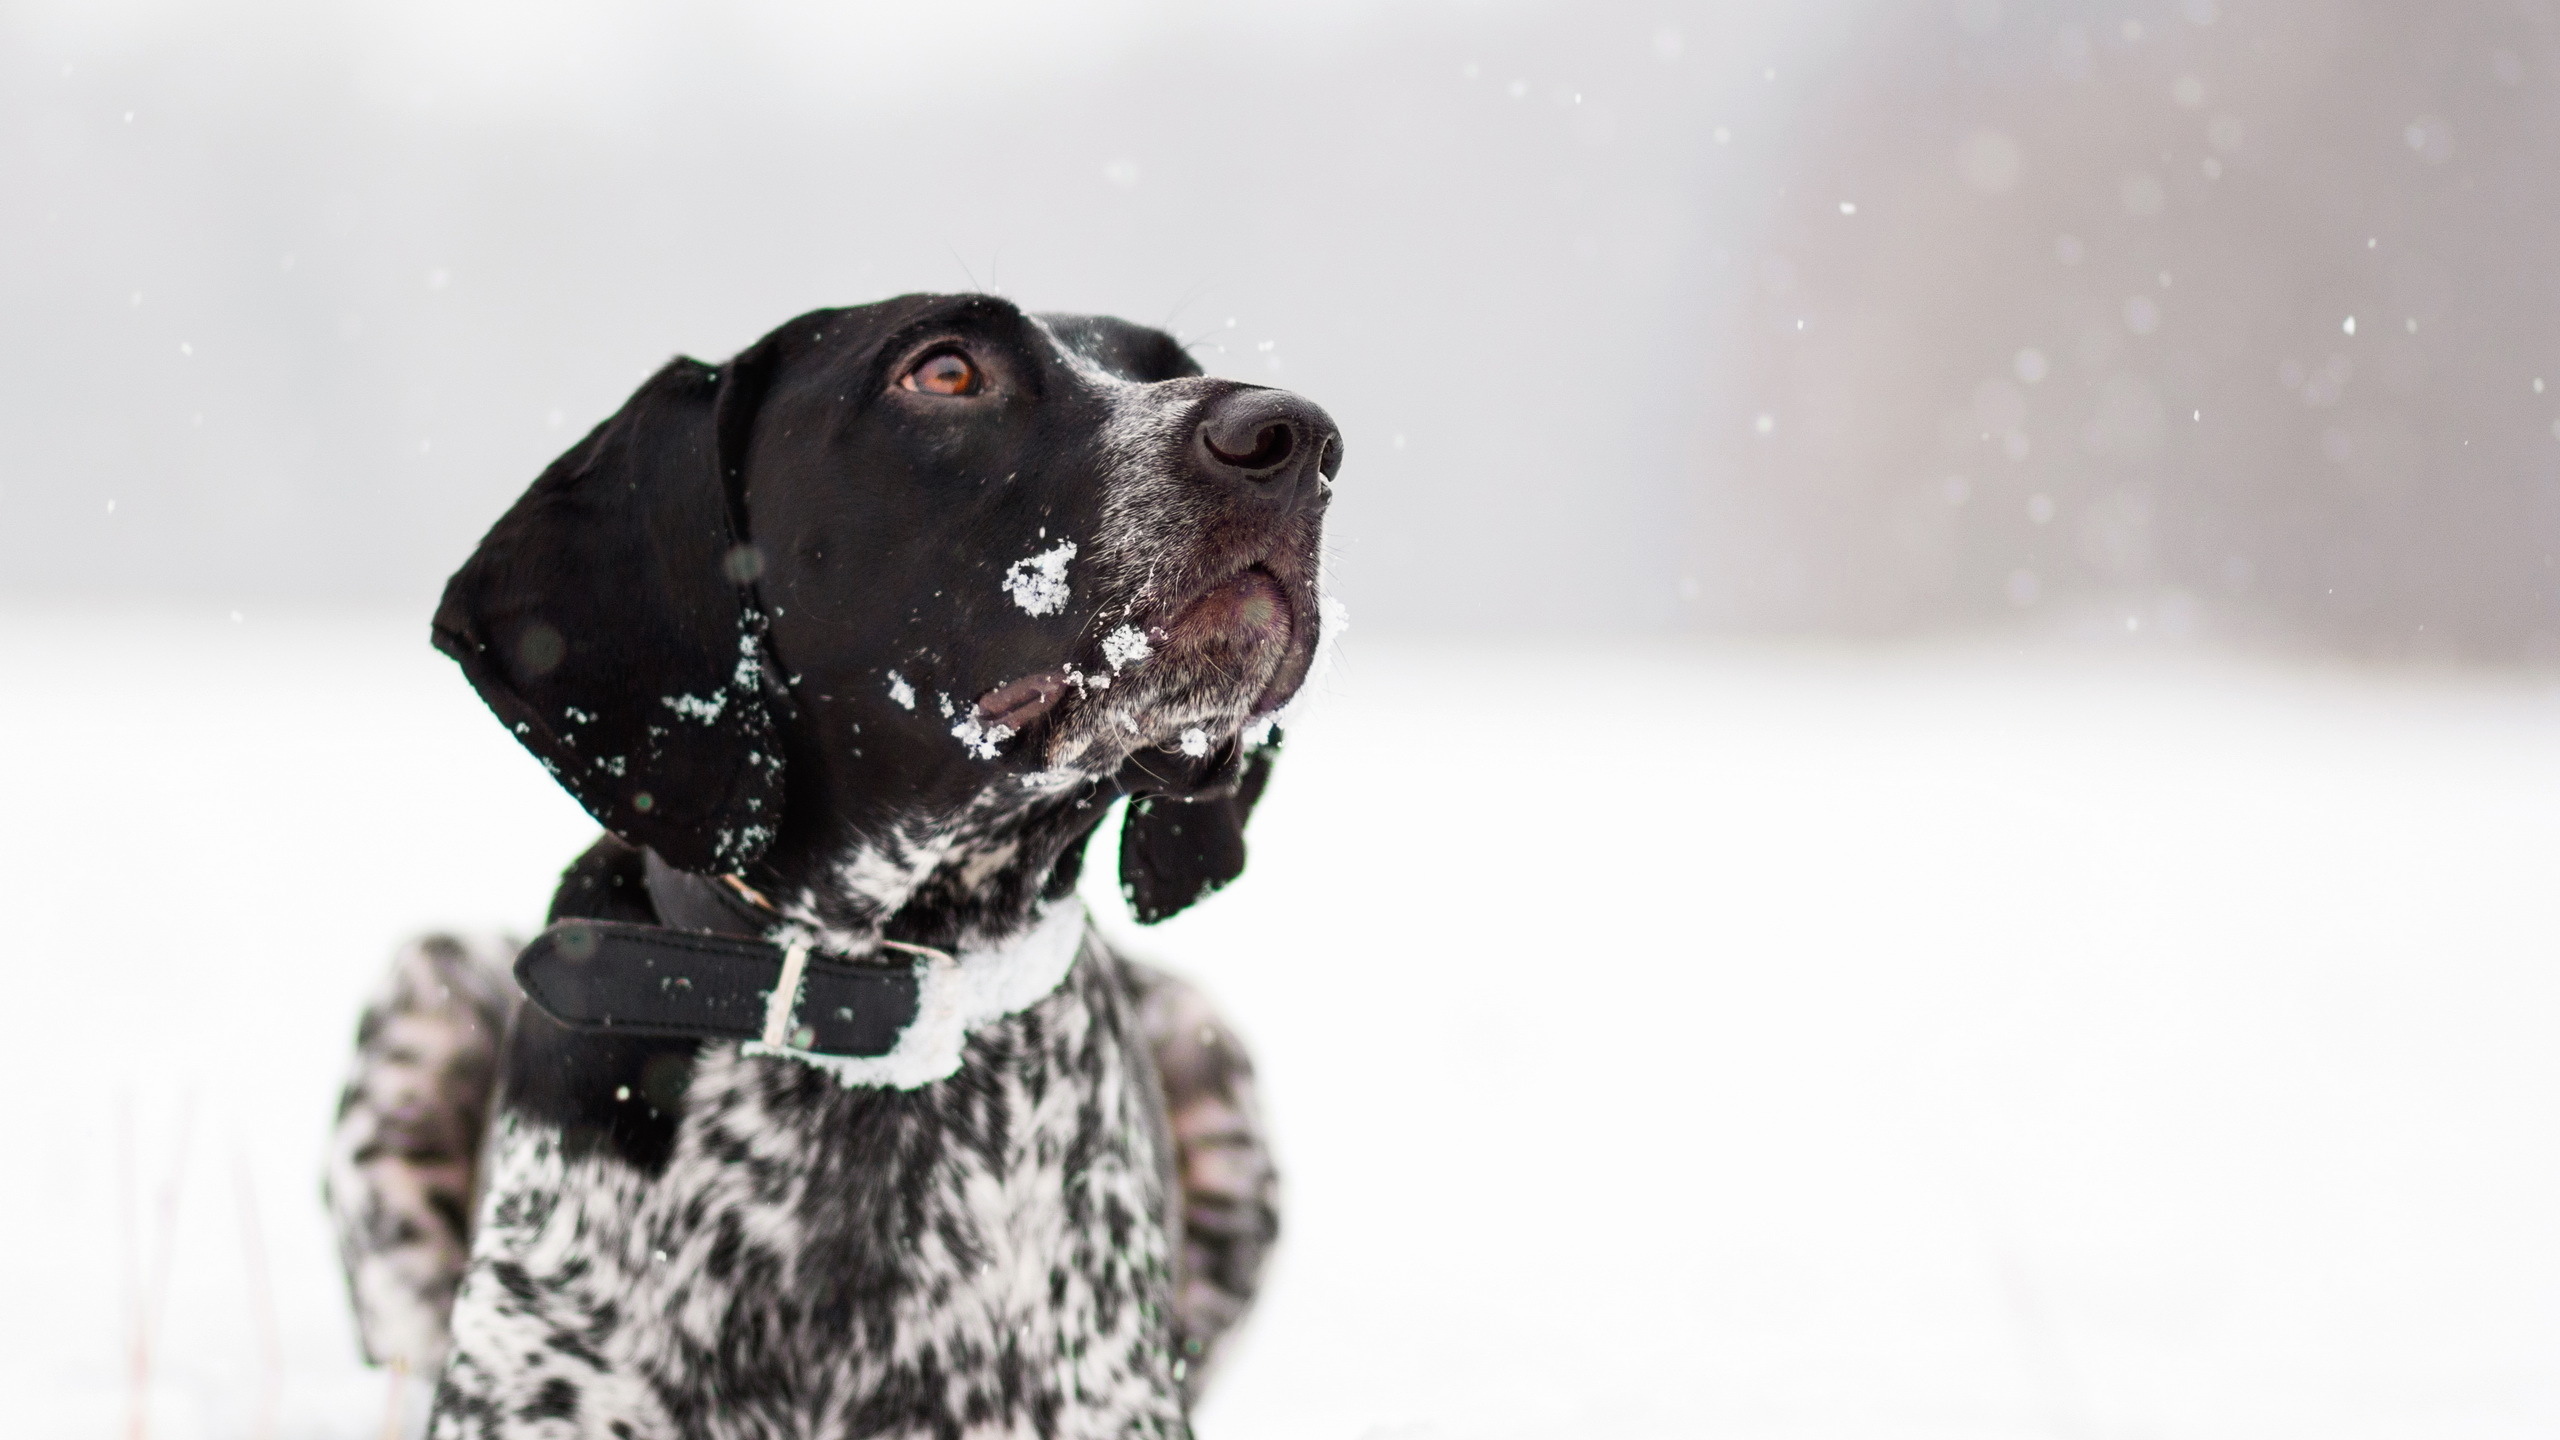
1141 547 1281 629
1245 597 1317 716
971 568 1290 728
973 555 1317 744
1170 563 1319 719
973 669 1073 735
1152 558 1319 718
1161 565 1292 648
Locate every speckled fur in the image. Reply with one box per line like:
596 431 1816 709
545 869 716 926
431 932 1187 1440
333 909 1279 1438
327 933 523 1375
1121 961 1279 1385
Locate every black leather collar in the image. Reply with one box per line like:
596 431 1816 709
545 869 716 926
513 853 921 1058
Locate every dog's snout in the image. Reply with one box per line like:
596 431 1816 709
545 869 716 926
1194 389 1341 501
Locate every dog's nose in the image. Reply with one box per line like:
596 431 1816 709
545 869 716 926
1193 388 1341 503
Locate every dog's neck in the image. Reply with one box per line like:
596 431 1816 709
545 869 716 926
744 762 1121 957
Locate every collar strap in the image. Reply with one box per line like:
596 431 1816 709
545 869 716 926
515 849 928 1058
517 850 1091 1087
514 919 919 1058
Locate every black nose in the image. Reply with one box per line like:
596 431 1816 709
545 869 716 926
1193 388 1342 502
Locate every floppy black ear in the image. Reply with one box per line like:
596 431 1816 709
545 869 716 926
432 352 783 874
1118 733 1281 924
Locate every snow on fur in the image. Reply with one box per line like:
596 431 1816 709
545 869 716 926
1102 625 1152 671
1002 540 1077 617
949 712 1013 760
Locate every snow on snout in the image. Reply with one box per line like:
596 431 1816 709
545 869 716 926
1102 625 1152 671
949 712 1014 760
1002 540 1077 617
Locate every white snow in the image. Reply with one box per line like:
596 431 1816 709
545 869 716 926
885 670 916 710
7 609 2560 1439
949 712 1014 760
1177 727 1209 757
1102 624 1152 671
1001 540 1077 617
662 691 725 723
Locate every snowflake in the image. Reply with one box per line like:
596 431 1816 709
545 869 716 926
1102 625 1152 671
1001 540 1077 617
950 713 1015 761
663 691 725 723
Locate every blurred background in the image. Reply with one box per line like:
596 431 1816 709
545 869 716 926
11 0 2559 657
6 2 2559 1438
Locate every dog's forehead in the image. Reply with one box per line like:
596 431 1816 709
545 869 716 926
1028 311 1199 384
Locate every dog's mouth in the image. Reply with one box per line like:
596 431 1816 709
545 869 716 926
968 560 1318 760
1160 565 1295 668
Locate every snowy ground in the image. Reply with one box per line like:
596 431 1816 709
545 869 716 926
6 607 2558 1439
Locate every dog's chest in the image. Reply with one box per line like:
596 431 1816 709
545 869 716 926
439 955 1186 1440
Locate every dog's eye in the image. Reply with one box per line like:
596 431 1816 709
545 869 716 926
900 350 981 396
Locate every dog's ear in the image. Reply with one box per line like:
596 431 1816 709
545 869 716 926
1118 733 1281 924
432 350 784 874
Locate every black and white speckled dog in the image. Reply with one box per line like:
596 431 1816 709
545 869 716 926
324 294 1337 1438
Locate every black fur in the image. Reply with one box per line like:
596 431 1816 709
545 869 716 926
433 355 784 875
500 839 698 1176
1120 743 1279 924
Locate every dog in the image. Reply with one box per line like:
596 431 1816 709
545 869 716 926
324 293 1337 1438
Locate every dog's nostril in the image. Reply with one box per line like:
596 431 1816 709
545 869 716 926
1196 387 1341 499
1207 422 1296 473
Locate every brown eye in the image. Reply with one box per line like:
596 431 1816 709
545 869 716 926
900 350 980 396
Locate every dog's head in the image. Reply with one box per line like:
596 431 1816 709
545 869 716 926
434 294 1336 933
